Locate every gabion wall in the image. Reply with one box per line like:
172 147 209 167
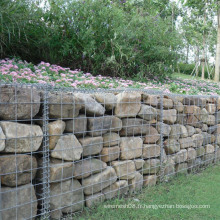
0 84 220 220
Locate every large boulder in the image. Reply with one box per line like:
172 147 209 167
164 139 180 154
120 137 143 160
79 136 103 157
156 122 171 136
37 158 75 183
1 184 37 220
161 109 177 124
179 137 195 149
103 132 120 147
0 154 37 186
100 146 120 162
65 115 87 137
114 92 141 117
93 93 117 111
120 118 150 136
48 120 65 150
87 116 115 136
142 94 159 107
50 179 84 215
142 144 160 159
75 93 105 116
74 159 107 179
138 105 157 121
144 126 160 144
48 92 81 119
142 159 160 174
111 160 136 180
82 167 117 195
0 85 40 120
51 134 83 161
0 122 43 152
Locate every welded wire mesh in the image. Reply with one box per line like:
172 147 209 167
0 83 220 219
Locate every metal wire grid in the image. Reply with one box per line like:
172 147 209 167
0 83 219 219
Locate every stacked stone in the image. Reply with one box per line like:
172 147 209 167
0 86 42 220
161 96 220 177
1 85 220 220
43 91 164 219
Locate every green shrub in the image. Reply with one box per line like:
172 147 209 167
1 0 182 78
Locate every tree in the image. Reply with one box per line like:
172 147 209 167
214 1 220 82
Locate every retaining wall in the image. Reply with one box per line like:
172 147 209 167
0 84 220 219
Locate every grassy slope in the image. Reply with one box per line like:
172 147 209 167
73 164 220 220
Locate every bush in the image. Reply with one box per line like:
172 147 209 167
1 0 182 78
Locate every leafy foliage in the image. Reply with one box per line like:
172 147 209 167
0 0 182 78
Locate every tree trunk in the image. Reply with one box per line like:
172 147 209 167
201 11 206 80
214 2 220 82
186 43 189 64
196 46 200 77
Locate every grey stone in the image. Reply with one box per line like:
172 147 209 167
162 109 177 124
2 184 37 220
142 94 159 107
0 122 43 153
179 137 195 149
82 167 117 195
48 92 81 119
103 132 120 147
138 105 157 121
187 148 197 160
156 122 171 136
74 159 107 179
170 124 182 139
48 120 66 150
186 125 195 137
133 159 145 170
87 116 115 136
100 146 120 162
93 93 117 110
114 92 141 117
0 85 40 120
65 115 87 137
50 179 84 214
142 144 160 159
142 159 160 174
0 154 37 186
120 137 143 160
79 136 103 157
51 134 83 161
75 93 105 116
164 139 180 154
112 160 136 179
192 134 204 147
120 118 150 136
174 149 187 163
205 144 215 154
196 146 205 157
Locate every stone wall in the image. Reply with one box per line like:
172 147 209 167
1 85 220 219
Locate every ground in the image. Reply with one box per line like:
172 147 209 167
73 164 220 220
1 58 220 96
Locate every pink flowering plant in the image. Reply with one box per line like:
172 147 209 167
1 58 220 95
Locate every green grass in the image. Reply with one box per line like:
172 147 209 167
73 164 220 220
172 72 202 81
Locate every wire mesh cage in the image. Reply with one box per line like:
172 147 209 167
0 83 220 219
